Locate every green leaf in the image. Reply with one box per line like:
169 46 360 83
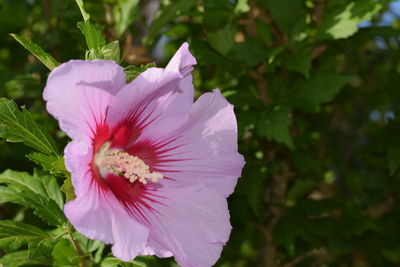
386 139 400 174
75 0 90 22
257 106 294 148
283 48 312 77
124 63 156 82
206 24 236 56
283 73 353 112
0 170 66 226
234 0 250 14
147 0 196 43
86 41 121 62
316 0 385 40
265 0 307 39
232 39 269 66
52 239 80 267
78 20 106 50
27 153 69 177
0 98 58 155
114 0 140 37
0 250 51 267
101 255 163 267
10 34 60 70
61 177 76 202
0 220 52 252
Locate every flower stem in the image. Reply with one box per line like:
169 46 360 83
66 224 89 267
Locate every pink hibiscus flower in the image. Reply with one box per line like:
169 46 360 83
43 43 245 267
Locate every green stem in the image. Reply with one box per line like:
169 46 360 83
75 0 90 21
67 224 89 267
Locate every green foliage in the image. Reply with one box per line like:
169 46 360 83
0 250 50 266
125 63 156 82
52 239 80 266
281 73 354 112
0 220 52 252
26 153 69 177
114 0 140 37
78 20 107 50
61 177 76 202
265 0 307 39
0 170 66 226
257 106 293 148
0 98 58 155
10 34 60 70
316 0 385 40
207 24 236 56
101 256 165 267
1 0 400 266
75 0 90 21
147 0 196 43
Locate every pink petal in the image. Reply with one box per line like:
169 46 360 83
43 60 126 140
63 140 93 194
64 175 150 261
139 89 245 197
140 183 232 267
107 43 196 133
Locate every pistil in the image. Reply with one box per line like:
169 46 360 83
95 142 163 184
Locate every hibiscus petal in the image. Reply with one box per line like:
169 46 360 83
107 43 196 133
148 89 245 197
64 176 150 261
63 139 93 194
140 183 231 267
43 60 126 140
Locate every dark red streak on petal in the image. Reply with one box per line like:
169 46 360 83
104 174 164 223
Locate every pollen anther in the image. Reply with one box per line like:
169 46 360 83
95 142 163 184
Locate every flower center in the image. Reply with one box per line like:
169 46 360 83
94 142 163 184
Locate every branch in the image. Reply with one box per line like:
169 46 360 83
283 248 327 267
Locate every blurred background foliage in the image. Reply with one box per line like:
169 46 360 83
1 0 400 266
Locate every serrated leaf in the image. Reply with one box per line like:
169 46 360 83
147 0 196 43
78 20 106 50
316 0 385 40
0 98 58 155
283 49 312 77
265 0 307 39
0 170 66 226
0 250 51 267
0 220 52 252
86 41 121 62
124 63 156 82
10 34 59 70
52 239 80 267
257 106 294 148
207 24 236 56
61 177 76 202
232 39 269 66
27 153 69 177
283 73 353 112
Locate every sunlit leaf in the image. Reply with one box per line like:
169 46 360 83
78 20 106 50
10 34 59 70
